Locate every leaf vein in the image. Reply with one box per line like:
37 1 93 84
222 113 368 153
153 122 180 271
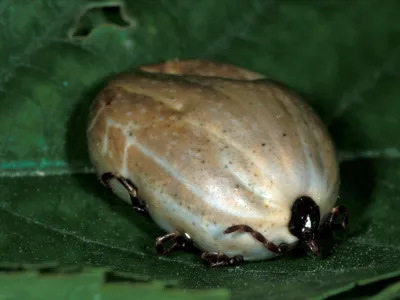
0 205 146 256
0 4 81 89
328 42 400 124
203 0 271 57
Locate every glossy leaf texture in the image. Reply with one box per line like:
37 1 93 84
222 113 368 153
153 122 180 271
1 0 400 299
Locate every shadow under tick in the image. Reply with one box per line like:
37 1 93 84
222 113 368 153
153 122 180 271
330 118 375 241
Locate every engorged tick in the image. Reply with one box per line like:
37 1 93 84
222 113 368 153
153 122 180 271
87 59 348 268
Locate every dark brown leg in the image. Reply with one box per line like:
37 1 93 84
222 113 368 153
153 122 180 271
224 224 289 253
100 172 148 213
201 252 244 268
155 232 189 255
324 205 348 230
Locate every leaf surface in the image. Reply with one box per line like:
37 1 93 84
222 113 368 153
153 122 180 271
1 0 400 299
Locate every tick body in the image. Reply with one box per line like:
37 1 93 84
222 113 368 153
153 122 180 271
87 59 348 267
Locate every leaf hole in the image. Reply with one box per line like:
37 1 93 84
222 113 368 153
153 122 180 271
70 3 134 39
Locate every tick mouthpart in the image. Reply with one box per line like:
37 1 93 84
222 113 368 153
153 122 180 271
306 238 319 256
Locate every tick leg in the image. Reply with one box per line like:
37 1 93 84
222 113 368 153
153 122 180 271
324 205 348 230
100 172 148 214
201 252 244 268
224 224 289 253
155 232 189 255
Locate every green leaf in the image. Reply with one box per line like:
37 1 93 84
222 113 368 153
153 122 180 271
1 0 400 299
0 265 229 299
371 281 400 300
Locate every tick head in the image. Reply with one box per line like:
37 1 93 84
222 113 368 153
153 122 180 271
288 196 321 256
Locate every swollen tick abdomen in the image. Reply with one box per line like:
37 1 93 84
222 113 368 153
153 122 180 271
87 59 348 267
